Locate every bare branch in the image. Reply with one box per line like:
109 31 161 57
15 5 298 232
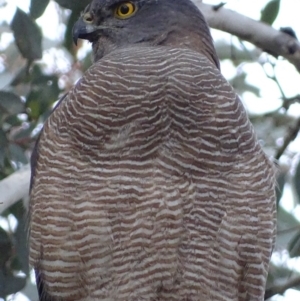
277 225 300 236
265 276 300 300
0 164 30 214
282 95 300 110
275 116 300 160
192 1 300 72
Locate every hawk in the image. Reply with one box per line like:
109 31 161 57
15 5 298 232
29 0 277 300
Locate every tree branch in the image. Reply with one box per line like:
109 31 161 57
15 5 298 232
275 116 300 160
265 276 300 300
0 164 30 214
192 1 300 72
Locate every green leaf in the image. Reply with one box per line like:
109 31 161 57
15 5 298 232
0 91 24 115
4 115 23 127
277 205 300 228
54 0 91 10
0 130 7 168
10 65 31 86
260 0 281 25
30 0 50 19
0 227 12 267
266 262 300 286
288 230 300 258
9 200 25 220
230 73 260 97
14 216 29 275
294 159 300 204
26 74 60 119
10 256 23 271
276 206 300 250
11 8 42 60
276 168 287 206
0 271 26 297
8 143 28 164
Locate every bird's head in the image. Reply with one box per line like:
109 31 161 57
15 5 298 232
72 0 219 68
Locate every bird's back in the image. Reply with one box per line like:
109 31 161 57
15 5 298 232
29 46 276 301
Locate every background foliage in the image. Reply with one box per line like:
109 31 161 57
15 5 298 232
0 0 299 300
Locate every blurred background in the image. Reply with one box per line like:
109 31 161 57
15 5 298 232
0 0 299 300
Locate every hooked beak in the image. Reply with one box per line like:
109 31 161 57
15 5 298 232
72 17 98 46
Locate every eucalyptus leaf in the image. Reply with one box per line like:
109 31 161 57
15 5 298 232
11 8 42 60
0 227 12 267
276 206 300 250
14 216 29 275
54 0 90 10
0 270 26 297
288 230 300 258
8 143 28 164
230 73 260 97
26 74 60 119
30 0 50 19
294 159 300 204
276 168 287 206
260 0 281 25
10 66 31 86
0 91 24 115
0 130 7 168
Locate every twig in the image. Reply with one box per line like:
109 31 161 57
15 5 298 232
277 225 300 236
275 116 300 160
282 95 300 110
261 61 300 110
263 61 287 99
265 276 300 300
192 1 300 72
213 2 226 11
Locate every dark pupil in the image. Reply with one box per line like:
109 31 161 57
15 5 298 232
120 5 130 14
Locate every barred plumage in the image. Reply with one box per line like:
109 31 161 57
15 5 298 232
29 1 276 300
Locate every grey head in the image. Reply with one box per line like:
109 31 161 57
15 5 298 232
72 0 219 68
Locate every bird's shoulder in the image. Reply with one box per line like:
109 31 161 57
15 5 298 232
75 45 232 107
89 45 220 78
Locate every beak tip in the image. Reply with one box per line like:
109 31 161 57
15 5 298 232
72 19 96 46
73 36 78 46
72 26 80 46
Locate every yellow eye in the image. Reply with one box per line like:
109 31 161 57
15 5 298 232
115 2 136 19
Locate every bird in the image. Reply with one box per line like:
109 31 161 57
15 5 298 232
29 0 277 300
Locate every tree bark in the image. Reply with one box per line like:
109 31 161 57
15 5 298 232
192 1 300 72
